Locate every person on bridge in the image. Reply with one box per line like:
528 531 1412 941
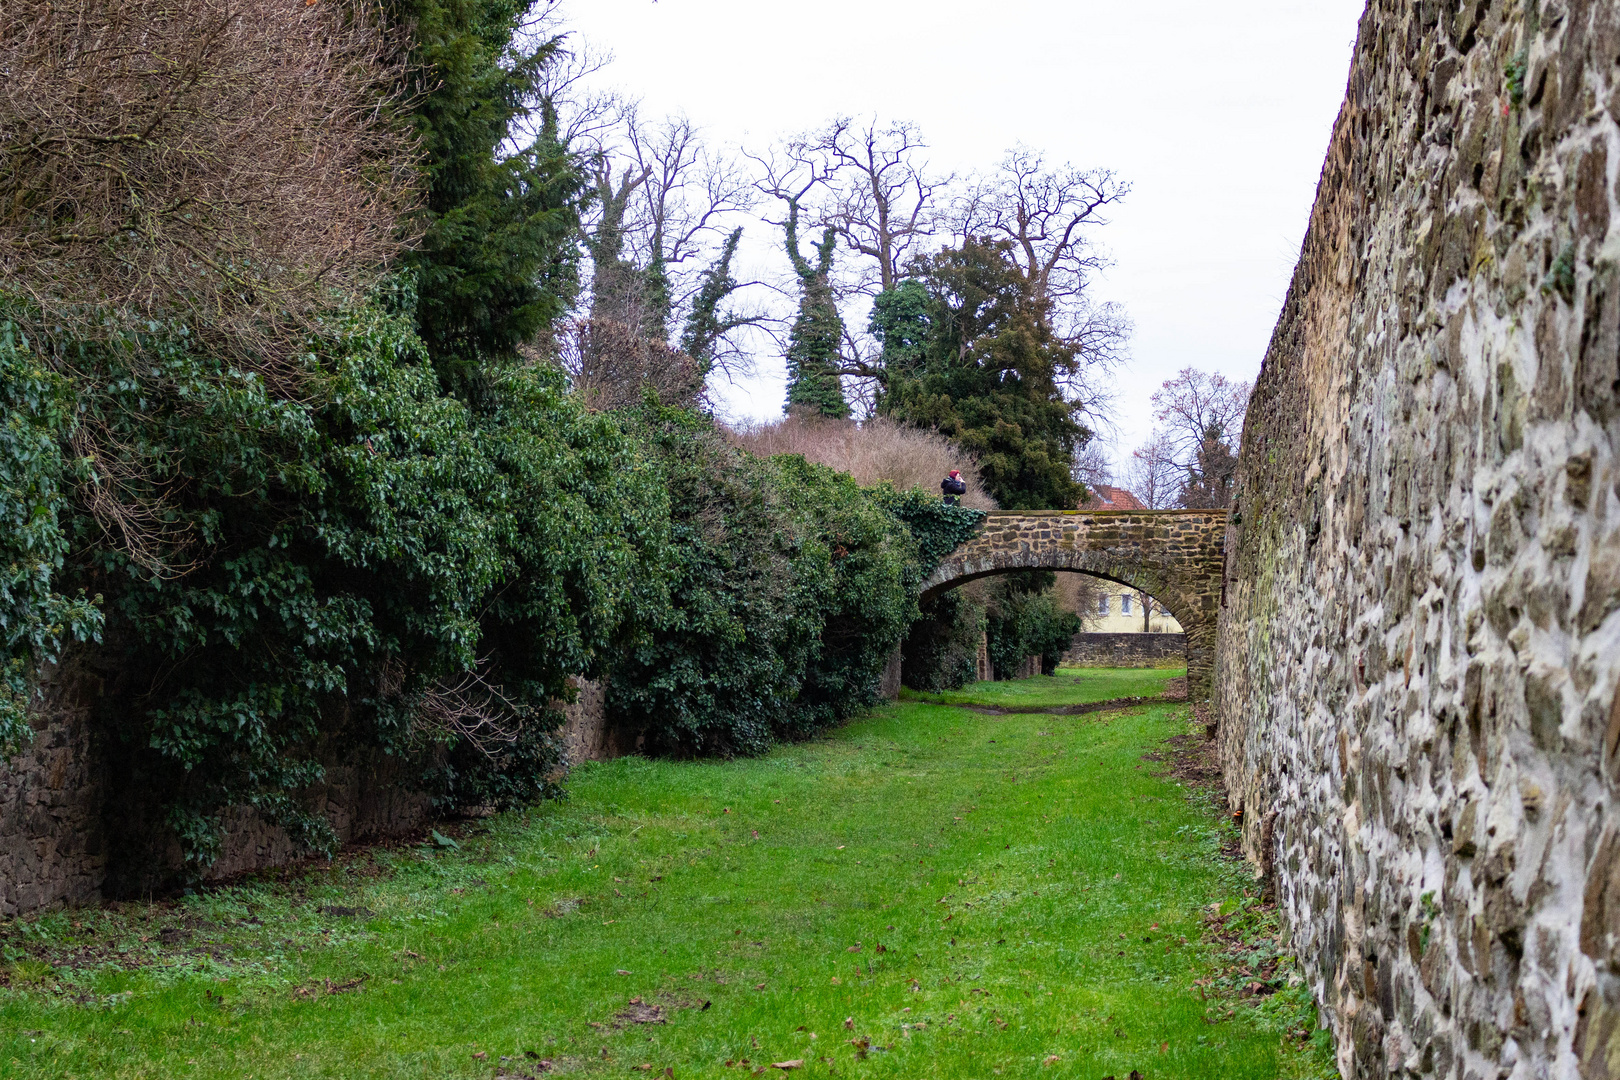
941 469 967 506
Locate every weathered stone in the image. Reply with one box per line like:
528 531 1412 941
923 510 1225 698
1216 1 1620 1076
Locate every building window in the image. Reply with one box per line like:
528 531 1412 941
1097 594 1110 616
1121 594 1132 615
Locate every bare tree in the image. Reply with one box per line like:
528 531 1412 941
951 146 1132 420
1070 441 1114 497
0 0 417 377
1149 367 1253 468
1124 433 1180 510
809 117 951 296
576 106 766 381
555 317 702 412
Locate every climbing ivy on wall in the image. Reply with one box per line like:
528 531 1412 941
0 324 102 756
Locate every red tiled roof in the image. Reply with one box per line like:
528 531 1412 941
1078 485 1147 511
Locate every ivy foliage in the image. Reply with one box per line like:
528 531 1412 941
0 325 103 755
781 198 849 419
29 293 664 873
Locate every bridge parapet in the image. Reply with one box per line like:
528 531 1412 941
922 510 1227 698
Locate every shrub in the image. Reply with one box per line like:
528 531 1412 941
901 590 985 691
606 407 922 756
0 325 102 755
11 291 665 874
984 581 1083 679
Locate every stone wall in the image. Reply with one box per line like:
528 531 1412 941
1064 632 1187 668
0 656 106 917
0 652 440 912
1216 1 1620 1077
555 678 635 763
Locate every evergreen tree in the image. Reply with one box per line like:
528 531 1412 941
877 239 1088 510
781 198 848 419
392 0 585 392
867 277 932 376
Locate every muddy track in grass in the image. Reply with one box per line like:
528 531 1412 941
909 682 1189 718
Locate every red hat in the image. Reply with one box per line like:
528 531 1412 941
949 469 961 477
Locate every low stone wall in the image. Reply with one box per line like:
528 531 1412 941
555 678 633 763
0 656 106 917
1217 2 1620 1077
1063 632 1186 668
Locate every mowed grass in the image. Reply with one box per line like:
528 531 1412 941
0 668 1326 1079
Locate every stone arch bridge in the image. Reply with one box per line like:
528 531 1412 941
922 510 1228 697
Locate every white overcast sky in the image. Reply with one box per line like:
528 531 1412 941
557 0 1367 473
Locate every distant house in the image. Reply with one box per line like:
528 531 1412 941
1078 485 1147 512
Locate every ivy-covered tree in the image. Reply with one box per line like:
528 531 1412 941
876 239 1088 510
781 197 849 419
392 0 585 391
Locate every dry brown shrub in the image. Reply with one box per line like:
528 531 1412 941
726 414 997 510
0 0 416 375
556 317 704 412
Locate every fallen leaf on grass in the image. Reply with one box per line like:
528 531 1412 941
1043 1055 1060 1066
473 1051 488 1059
770 1061 803 1071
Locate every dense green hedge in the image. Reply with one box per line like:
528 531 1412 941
1 294 671 870
604 408 982 756
0 296 997 872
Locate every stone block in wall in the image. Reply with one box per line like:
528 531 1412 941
555 678 636 764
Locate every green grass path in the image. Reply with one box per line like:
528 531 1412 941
1 667 1326 1079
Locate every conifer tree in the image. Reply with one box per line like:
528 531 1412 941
877 239 1087 510
391 0 585 392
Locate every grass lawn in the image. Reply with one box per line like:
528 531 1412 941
0 667 1334 1079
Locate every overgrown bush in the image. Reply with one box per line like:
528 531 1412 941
901 590 985 691
606 407 941 756
0 326 103 755
984 577 1083 679
6 291 666 871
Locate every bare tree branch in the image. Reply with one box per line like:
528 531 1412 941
0 0 418 377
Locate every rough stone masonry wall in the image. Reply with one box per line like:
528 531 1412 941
1064 632 1187 669
1216 1 1620 1076
0 659 615 914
